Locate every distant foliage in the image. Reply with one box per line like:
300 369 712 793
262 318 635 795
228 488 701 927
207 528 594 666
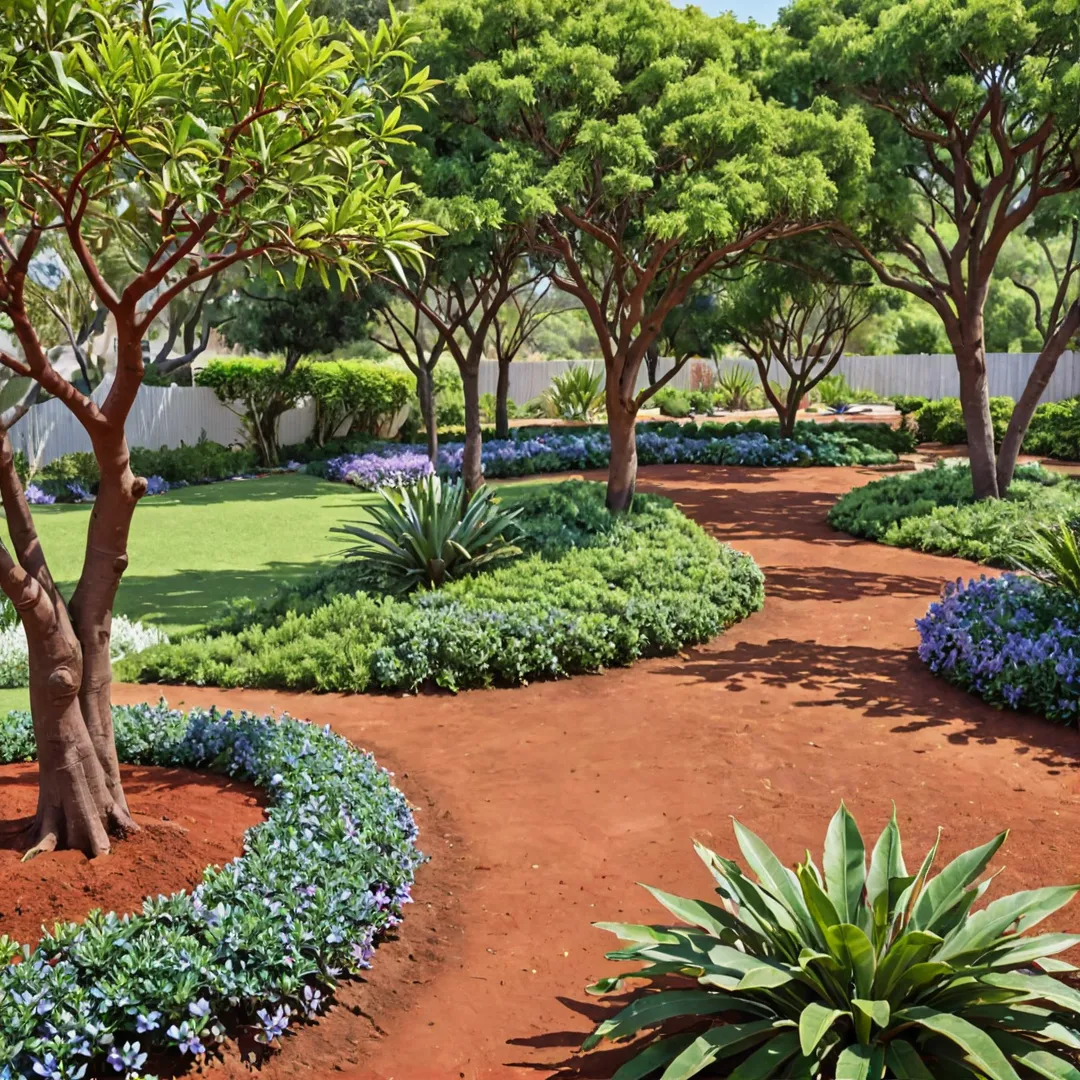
539 365 606 421
914 397 1015 446
584 804 1080 1080
298 359 414 444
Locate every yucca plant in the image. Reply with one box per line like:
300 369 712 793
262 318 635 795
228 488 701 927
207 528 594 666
541 364 606 420
332 475 521 589
583 804 1080 1080
1011 518 1080 598
715 366 762 412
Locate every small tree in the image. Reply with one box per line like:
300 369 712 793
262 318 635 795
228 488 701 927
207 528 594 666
0 0 436 856
443 0 871 509
781 0 1080 497
719 251 887 436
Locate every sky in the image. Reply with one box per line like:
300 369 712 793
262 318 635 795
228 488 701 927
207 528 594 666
682 0 783 21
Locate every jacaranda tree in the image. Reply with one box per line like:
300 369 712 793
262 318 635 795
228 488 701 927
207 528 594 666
0 0 437 856
435 0 872 509
777 0 1080 498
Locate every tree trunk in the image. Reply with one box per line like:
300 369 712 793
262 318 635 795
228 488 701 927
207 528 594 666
495 356 511 439
996 300 1080 494
645 344 659 387
956 345 999 499
607 382 638 513
460 362 484 493
417 365 438 463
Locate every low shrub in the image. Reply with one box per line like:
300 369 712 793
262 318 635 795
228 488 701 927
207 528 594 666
653 387 692 418
918 574 1080 722
1023 397 1080 461
0 702 419 1077
539 365 606 421
298 359 414 444
891 394 928 415
583 803 1080 1080
122 482 765 693
130 439 258 484
827 462 1077 565
914 395 1014 445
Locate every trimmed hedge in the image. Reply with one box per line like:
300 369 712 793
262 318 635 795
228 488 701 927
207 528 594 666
918 574 1080 723
121 482 766 693
0 702 419 1076
826 462 1080 565
914 395 1015 445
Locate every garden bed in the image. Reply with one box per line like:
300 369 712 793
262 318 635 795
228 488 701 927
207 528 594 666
0 702 418 1077
120 481 765 694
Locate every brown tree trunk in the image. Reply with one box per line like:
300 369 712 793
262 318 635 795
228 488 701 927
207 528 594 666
495 356 511 439
956 344 999 499
416 365 438 463
996 300 1080 494
607 381 638 513
460 362 483 493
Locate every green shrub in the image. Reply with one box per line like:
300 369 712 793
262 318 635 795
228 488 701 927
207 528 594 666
130 439 258 484
914 396 1014 445
1023 397 1080 461
714 364 762 411
39 450 99 487
583 804 1080 1080
827 462 1077 564
654 387 692 418
892 394 928 416
1010 518 1080 596
123 482 764 693
687 389 713 412
539 364 606 421
333 476 522 590
299 359 414 444
196 357 305 464
431 364 466 427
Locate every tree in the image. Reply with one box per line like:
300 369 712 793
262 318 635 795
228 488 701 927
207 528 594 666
221 270 380 369
717 248 888 435
0 0 436 856
438 0 872 510
779 0 1080 497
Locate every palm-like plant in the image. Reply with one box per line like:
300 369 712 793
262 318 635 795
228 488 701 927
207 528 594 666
584 805 1080 1080
332 475 521 589
540 364 606 421
715 365 762 412
1011 518 1080 597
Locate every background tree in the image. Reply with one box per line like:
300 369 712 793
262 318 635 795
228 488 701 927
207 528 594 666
718 248 888 435
0 0 436 856
777 0 1080 497
437 0 872 510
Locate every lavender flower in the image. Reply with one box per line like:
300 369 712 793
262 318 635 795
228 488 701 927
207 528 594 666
25 483 55 505
144 474 170 496
255 1004 291 1044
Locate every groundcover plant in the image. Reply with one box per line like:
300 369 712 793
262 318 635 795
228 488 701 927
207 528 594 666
584 804 1080 1080
0 702 419 1078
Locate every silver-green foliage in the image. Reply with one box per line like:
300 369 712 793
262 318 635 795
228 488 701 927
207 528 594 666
540 364 606 421
584 804 1080 1080
1011 518 1080 599
332 475 521 589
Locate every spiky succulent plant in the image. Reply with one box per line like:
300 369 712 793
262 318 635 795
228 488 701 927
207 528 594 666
584 804 1080 1080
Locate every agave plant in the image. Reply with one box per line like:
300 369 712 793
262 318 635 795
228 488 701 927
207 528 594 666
1011 518 1080 598
583 804 1080 1080
332 475 521 589
540 364 606 421
715 365 762 412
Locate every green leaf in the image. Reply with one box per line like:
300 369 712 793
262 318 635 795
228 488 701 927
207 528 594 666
594 923 681 945
981 972 1080 1014
866 805 906 909
910 831 1007 933
798 1002 848 1056
823 803 866 924
884 1040 935 1080
893 1006 1022 1080
1011 1050 1080 1080
824 923 876 998
872 930 942 998
583 991 748 1051
851 998 890 1030
612 1033 698 1080
660 1021 776 1080
640 885 737 939
835 1044 884 1080
726 1031 801 1080
733 819 816 938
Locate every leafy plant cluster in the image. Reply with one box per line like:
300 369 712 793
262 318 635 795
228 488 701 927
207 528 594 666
827 463 1080 565
918 574 1080 723
120 482 765 694
915 398 1017 447
583 804 1080 1080
0 702 419 1079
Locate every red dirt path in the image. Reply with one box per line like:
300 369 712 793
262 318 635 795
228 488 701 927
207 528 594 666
113 464 1080 1080
0 763 265 946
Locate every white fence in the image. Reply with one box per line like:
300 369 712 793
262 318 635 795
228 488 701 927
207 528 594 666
10 350 1080 468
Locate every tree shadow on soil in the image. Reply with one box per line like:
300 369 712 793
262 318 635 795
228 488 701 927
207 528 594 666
658 639 1080 773
763 565 946 602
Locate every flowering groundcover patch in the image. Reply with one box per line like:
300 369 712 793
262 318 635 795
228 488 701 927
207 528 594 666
0 702 419 1079
323 428 895 490
917 574 1080 723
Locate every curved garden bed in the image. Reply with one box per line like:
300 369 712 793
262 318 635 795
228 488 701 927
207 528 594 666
0 702 418 1077
917 574 1080 723
121 482 766 693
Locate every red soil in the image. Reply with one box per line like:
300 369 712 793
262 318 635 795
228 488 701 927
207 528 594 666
110 464 1080 1080
0 762 265 946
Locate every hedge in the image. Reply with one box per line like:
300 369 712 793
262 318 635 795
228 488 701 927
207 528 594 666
826 462 1080 565
917 574 1080 723
0 702 419 1078
121 482 766 693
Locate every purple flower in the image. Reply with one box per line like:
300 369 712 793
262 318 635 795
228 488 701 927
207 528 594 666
25 483 55 505
144 474 170 496
167 1021 205 1055
135 1010 160 1033
255 1004 291 1044
326 450 434 490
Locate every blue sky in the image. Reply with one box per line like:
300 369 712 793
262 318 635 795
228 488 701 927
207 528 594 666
682 0 782 20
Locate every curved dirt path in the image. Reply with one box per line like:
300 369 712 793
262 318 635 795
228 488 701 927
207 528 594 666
115 464 1080 1080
